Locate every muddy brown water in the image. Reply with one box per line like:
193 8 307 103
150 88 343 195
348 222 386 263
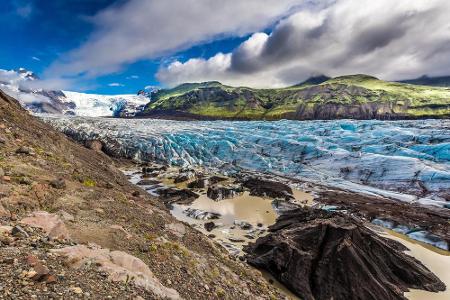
381 229 450 300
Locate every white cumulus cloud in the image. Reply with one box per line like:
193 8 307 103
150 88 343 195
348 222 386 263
157 0 450 88
108 82 124 87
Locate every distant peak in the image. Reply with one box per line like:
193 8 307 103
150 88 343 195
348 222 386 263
294 75 331 86
15 67 39 81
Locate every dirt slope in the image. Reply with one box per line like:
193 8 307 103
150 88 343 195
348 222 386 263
0 90 281 299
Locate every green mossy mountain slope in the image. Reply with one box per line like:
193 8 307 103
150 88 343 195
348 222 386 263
141 75 450 120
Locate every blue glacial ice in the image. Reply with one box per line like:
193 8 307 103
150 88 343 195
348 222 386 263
41 116 450 207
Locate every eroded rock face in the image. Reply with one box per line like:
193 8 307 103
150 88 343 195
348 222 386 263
20 211 70 240
244 207 445 300
52 244 180 299
157 187 199 207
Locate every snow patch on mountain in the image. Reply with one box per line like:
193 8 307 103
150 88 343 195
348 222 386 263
61 91 148 117
0 68 149 116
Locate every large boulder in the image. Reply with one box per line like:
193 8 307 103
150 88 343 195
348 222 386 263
52 244 180 299
157 187 199 207
242 178 293 200
207 184 243 201
244 207 445 300
20 211 70 240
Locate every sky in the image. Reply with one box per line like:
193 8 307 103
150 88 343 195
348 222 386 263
1 0 450 94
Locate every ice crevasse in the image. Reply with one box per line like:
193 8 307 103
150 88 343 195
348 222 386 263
42 116 450 207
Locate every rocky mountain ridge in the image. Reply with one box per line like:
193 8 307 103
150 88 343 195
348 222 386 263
140 75 450 120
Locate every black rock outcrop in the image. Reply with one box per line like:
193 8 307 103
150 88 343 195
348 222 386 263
244 207 445 300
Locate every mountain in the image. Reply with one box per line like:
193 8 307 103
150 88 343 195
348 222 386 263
292 75 331 87
140 74 450 120
398 75 450 87
0 68 148 116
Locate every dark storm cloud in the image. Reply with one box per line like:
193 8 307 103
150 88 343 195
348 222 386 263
348 19 409 56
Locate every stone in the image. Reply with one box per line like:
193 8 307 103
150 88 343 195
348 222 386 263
207 184 243 201
50 178 66 189
165 223 186 238
0 225 13 235
229 237 245 243
70 287 83 294
11 225 29 238
244 207 446 300
157 188 199 207
183 208 220 220
25 255 52 282
233 220 252 230
19 177 33 185
204 222 216 232
242 177 293 200
15 146 33 155
187 177 209 189
136 179 160 186
110 225 133 239
58 210 74 222
20 211 70 240
174 171 196 183
0 168 4 177
142 165 167 174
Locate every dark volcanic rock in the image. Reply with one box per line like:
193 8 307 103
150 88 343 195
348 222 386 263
204 222 216 232
183 208 220 220
188 175 228 189
242 178 293 200
136 179 160 186
142 165 167 174
157 187 199 207
207 184 243 201
174 171 196 183
50 178 66 189
187 177 209 189
244 207 445 300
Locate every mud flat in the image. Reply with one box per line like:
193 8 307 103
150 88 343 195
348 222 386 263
123 163 449 300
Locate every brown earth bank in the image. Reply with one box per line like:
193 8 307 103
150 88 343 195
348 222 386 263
0 90 285 299
244 207 446 300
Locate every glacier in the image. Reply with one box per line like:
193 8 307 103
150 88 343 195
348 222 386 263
41 116 450 207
